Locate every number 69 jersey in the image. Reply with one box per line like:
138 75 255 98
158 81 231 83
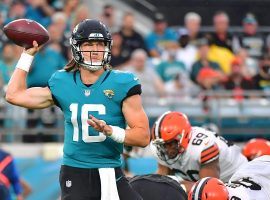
151 127 248 182
48 69 141 169
226 155 270 200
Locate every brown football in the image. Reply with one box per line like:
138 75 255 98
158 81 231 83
3 19 50 49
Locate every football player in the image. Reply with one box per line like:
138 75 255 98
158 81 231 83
6 19 150 199
150 111 248 192
129 174 188 200
189 155 270 200
242 138 270 161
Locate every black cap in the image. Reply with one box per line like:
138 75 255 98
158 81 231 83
154 13 166 23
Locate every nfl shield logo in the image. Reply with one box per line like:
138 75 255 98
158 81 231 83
66 180 72 188
84 90 91 97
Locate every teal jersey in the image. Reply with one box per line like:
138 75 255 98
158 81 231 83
48 69 140 168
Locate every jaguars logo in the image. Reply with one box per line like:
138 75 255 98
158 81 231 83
103 90 114 99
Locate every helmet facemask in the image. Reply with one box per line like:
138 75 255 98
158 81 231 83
70 20 113 72
153 138 184 165
152 111 191 165
70 38 112 71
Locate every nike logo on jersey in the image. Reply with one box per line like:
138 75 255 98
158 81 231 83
134 77 139 81
84 89 91 97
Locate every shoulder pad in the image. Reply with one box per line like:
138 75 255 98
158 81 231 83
112 70 139 84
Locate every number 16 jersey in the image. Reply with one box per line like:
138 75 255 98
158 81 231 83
48 69 141 168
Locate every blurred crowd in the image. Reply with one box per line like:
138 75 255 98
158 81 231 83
1 1 270 102
0 0 270 141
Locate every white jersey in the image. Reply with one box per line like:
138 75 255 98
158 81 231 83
227 155 270 200
151 127 247 182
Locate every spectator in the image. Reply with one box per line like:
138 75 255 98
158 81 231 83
72 4 91 30
119 12 146 60
63 0 80 31
181 12 203 43
207 11 235 74
4 1 26 24
236 48 258 77
25 0 55 28
47 23 65 54
190 38 224 90
0 148 23 200
156 46 187 82
100 4 118 33
175 30 198 72
0 43 26 135
145 13 178 58
0 43 17 87
164 73 199 100
253 54 270 92
110 32 130 69
50 12 69 59
123 49 165 102
210 11 233 52
0 13 8 51
233 13 266 60
224 58 255 100
0 0 10 21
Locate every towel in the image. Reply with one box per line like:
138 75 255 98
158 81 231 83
98 168 120 200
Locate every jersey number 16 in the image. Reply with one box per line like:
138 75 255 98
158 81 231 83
70 103 106 143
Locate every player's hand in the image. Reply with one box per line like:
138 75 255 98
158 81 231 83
24 41 42 56
87 115 113 136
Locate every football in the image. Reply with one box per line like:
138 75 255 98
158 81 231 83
3 19 50 49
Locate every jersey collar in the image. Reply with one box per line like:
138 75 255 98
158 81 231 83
75 70 109 89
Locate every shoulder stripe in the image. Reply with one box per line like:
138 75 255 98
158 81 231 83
201 149 219 164
201 144 219 158
201 155 219 165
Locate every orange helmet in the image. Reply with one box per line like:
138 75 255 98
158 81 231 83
151 111 192 163
242 138 270 161
188 177 229 200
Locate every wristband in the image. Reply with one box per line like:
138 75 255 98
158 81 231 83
16 52 34 72
108 126 126 143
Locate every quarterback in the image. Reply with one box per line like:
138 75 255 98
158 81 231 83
6 19 150 200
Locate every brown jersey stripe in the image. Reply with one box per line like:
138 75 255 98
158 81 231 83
201 155 219 165
201 149 219 164
201 146 219 160
201 144 219 158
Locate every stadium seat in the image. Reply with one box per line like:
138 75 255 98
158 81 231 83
241 99 270 117
209 99 241 118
